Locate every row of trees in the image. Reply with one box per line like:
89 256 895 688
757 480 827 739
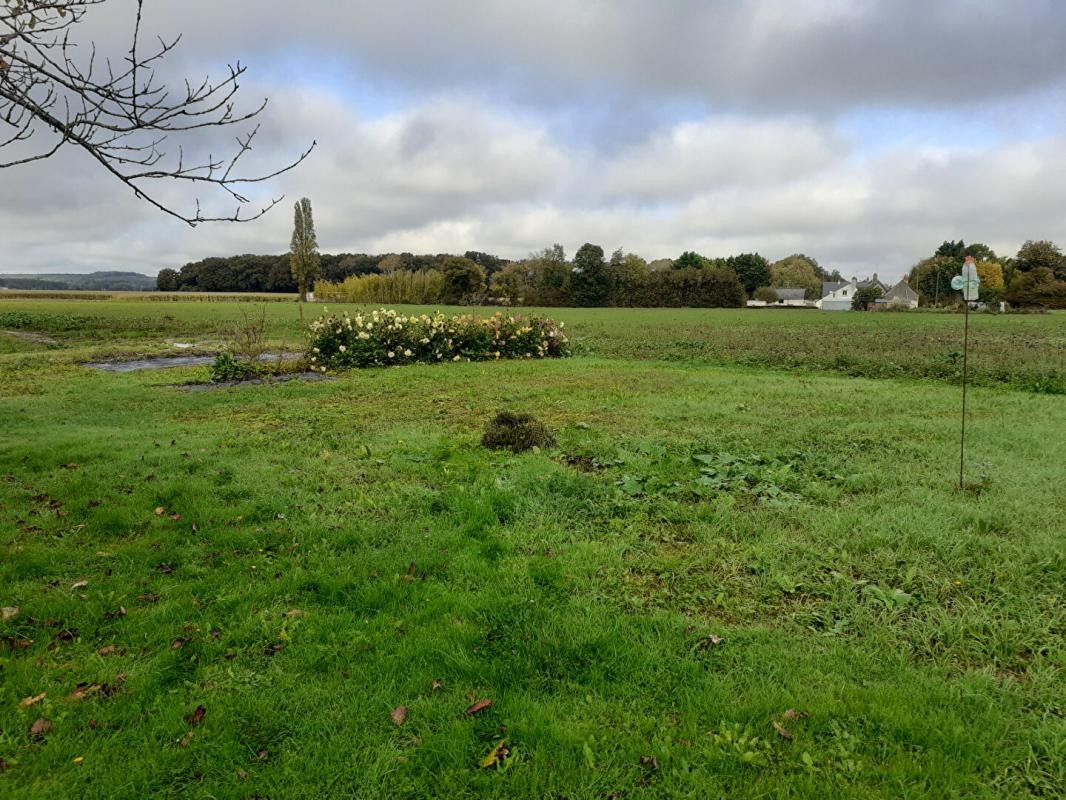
907 239 1066 308
316 246 749 308
157 239 842 309
158 229 1066 310
487 244 752 307
157 250 504 293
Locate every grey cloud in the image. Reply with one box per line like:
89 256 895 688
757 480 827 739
120 0 1066 113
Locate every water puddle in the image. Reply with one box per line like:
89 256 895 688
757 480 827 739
86 352 292 373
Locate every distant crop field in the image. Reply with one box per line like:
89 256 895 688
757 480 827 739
0 290 298 302
2 298 1063 392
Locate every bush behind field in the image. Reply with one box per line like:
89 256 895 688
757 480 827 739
315 270 444 305
314 266 746 309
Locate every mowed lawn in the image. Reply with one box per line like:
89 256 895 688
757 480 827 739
0 300 1064 798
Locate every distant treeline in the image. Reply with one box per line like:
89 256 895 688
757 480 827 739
166 246 833 309
0 271 156 291
907 239 1066 309
156 251 507 293
315 245 787 308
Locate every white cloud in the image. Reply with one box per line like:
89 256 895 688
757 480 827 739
600 118 844 200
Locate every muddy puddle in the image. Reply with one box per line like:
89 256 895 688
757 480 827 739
86 352 292 373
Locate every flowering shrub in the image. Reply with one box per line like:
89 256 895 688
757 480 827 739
307 308 570 370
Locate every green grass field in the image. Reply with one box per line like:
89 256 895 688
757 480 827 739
1 298 1064 798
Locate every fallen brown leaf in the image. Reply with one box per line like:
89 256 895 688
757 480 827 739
1 636 33 650
640 755 660 771
171 637 187 649
391 706 408 726
696 634 723 649
137 593 159 604
185 705 206 726
210 628 221 640
781 708 808 721
263 643 284 657
65 463 78 470
179 730 195 748
97 645 120 657
284 609 304 619
431 679 443 691
256 749 269 761
55 628 79 643
401 562 417 582
0 757 9 772
71 581 88 590
1 606 18 621
169 514 182 521
237 768 248 780
20 692 46 708
67 682 102 702
100 674 126 698
772 721 793 741
29 718 52 738
154 507 166 516
464 699 492 716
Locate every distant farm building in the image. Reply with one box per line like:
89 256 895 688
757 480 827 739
878 279 920 309
747 287 810 308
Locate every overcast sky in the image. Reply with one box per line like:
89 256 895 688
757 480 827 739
3 0 1066 279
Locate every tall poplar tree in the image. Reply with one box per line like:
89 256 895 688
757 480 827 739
290 197 320 303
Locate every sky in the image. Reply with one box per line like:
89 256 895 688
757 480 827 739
3 0 1066 280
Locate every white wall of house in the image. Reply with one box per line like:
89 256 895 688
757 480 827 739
817 282 857 310
886 296 918 310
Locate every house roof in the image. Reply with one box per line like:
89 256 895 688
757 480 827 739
821 281 850 298
775 288 806 301
883 279 918 301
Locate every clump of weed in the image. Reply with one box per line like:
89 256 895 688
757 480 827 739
220 304 269 362
482 411 555 453
209 352 262 383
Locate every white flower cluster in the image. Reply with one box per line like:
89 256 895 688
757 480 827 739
307 307 570 371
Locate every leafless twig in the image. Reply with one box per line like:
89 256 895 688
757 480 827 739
0 0 315 225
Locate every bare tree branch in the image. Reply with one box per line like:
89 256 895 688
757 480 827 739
0 0 315 225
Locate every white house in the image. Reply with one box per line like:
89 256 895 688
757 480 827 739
816 280 857 311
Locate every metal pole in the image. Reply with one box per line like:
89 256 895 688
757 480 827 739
959 299 970 489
